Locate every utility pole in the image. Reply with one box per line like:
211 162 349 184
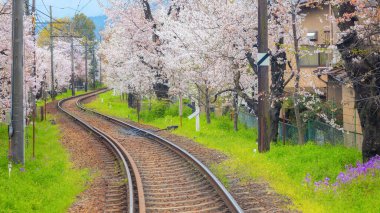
24 0 30 15
99 37 102 86
70 32 75 96
84 41 88 92
32 0 36 158
11 0 25 164
257 0 270 152
99 55 102 86
50 6 55 100
92 50 96 89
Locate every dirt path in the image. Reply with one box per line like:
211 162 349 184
47 102 127 212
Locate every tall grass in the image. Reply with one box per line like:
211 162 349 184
85 91 380 212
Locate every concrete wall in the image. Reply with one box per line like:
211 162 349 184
342 85 363 150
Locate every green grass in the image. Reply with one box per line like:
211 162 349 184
0 119 90 212
85 91 380 212
37 90 87 107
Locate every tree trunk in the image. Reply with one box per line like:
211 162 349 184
128 93 137 109
179 94 183 127
294 93 305 145
148 96 152 111
137 95 141 123
292 12 305 145
233 93 238 131
205 87 211 124
269 37 287 143
269 101 281 142
141 0 169 99
333 2 380 162
358 94 380 162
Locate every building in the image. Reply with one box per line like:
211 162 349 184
279 1 363 149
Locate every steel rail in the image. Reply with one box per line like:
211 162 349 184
58 90 145 213
77 91 244 213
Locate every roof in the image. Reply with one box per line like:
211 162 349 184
314 67 349 84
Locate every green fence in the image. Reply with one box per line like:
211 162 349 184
238 110 258 129
277 120 344 145
239 108 346 146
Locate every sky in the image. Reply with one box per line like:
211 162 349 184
35 0 106 18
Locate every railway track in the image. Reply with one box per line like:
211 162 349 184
59 90 243 213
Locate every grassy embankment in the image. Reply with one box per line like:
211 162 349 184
0 98 90 212
86 91 379 212
36 90 87 107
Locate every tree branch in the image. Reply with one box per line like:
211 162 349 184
245 52 258 75
212 88 236 103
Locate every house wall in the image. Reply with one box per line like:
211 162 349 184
342 85 363 150
327 76 343 106
282 5 333 91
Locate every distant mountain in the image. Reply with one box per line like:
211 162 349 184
90 15 107 39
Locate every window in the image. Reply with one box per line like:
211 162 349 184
300 46 329 67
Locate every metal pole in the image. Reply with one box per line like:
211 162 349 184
257 0 270 152
85 41 88 92
49 6 55 100
11 0 25 164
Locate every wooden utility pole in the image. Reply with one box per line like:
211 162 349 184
85 41 88 92
49 6 55 100
11 0 25 164
257 0 270 152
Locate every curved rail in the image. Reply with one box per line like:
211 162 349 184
58 90 145 213
77 91 244 213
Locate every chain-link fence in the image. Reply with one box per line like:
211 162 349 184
277 122 301 144
307 120 344 145
238 108 360 149
238 110 258 129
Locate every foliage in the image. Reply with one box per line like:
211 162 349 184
284 96 343 126
72 13 96 41
0 3 88 122
0 120 89 212
37 13 96 46
84 91 379 212
37 17 72 47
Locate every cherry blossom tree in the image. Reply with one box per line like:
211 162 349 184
0 2 12 122
0 1 85 122
0 2 37 122
331 0 379 161
100 1 156 98
157 0 258 124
